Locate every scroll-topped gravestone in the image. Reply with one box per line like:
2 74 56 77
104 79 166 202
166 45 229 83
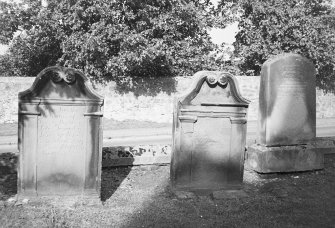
18 66 104 200
258 53 316 146
171 71 250 192
247 54 323 173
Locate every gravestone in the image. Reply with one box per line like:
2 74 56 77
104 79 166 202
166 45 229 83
18 66 104 200
171 71 250 192
247 53 323 173
259 53 316 146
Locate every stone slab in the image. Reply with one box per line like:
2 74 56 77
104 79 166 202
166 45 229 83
258 53 316 146
17 66 104 199
171 71 250 191
102 155 170 167
246 144 324 173
102 144 171 167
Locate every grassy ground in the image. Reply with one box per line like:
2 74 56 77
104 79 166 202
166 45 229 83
1 154 335 228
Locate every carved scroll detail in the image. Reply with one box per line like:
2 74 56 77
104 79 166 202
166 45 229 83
50 69 77 84
206 74 228 86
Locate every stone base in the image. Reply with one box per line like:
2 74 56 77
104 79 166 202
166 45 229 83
246 144 324 173
212 190 248 199
173 189 248 200
16 194 101 206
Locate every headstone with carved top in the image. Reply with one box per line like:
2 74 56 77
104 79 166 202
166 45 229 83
18 66 104 201
171 71 250 192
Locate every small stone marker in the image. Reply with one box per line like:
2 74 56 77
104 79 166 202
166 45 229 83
247 53 323 173
171 71 250 192
18 66 104 200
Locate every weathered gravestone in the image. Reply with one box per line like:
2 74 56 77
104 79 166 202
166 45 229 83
171 71 250 192
247 53 323 173
18 66 104 200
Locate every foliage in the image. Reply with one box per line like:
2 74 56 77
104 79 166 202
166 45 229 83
218 0 335 91
0 0 64 77
0 54 14 76
0 0 229 94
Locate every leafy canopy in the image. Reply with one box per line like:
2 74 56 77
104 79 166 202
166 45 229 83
218 0 335 91
0 0 227 94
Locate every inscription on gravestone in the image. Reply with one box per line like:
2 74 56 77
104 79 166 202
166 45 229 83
18 66 104 199
277 66 308 98
258 53 316 146
247 54 322 173
38 106 85 155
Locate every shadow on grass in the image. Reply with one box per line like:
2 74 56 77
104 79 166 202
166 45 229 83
0 151 133 202
0 173 17 201
100 166 132 202
1 156 335 227
0 153 17 200
0 152 17 200
116 157 335 228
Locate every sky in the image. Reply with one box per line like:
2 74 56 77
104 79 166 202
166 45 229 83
208 22 239 45
0 44 8 55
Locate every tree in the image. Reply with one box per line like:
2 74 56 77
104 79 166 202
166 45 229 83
218 0 335 91
0 0 64 77
0 0 226 94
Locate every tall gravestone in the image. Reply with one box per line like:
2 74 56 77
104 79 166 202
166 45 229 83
18 66 104 200
247 53 323 173
171 71 250 192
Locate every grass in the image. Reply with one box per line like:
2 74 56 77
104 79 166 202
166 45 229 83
1 155 335 228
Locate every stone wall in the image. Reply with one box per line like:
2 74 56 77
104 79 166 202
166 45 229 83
0 77 35 123
1 76 335 123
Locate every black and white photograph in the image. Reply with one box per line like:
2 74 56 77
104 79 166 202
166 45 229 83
0 0 334 227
